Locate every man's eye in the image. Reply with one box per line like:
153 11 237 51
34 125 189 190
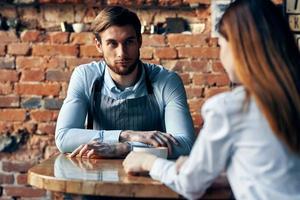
125 40 134 45
108 42 117 47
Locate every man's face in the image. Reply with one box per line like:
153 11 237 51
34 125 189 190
96 25 142 76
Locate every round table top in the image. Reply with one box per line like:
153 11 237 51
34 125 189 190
28 154 180 198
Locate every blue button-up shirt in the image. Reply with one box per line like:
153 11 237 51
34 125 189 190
55 60 195 158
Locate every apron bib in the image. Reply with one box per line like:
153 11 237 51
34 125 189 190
87 64 163 132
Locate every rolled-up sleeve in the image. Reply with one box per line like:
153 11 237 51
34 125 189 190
150 97 233 199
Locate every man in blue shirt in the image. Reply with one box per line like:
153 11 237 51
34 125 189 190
55 6 195 158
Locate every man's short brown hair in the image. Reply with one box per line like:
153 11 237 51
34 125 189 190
91 6 142 42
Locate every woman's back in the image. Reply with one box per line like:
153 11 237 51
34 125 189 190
213 86 300 199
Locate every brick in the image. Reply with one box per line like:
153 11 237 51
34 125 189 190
20 31 42 42
142 35 166 47
0 173 14 184
13 122 37 134
185 86 203 98
0 6 17 18
46 70 71 82
70 32 94 44
7 43 30 56
207 37 219 47
16 174 28 185
4 186 46 198
154 47 177 59
0 96 20 108
185 60 209 72
19 6 41 19
0 31 19 43
15 83 61 96
177 10 199 24
21 70 45 82
140 47 153 60
192 73 205 85
44 98 63 110
160 60 178 71
166 60 190 72
38 123 56 135
48 32 69 44
183 0 210 4
167 34 206 47
16 57 43 69
0 57 15 69
80 45 101 57
21 97 42 109
179 73 191 85
0 121 13 133
2 161 35 173
32 44 78 57
82 7 97 23
0 44 6 56
66 58 94 71
193 74 230 86
43 57 66 69
0 70 19 82
192 112 203 130
17 56 65 70
0 83 13 95
0 109 26 122
188 98 205 113
30 110 58 122
44 5 74 23
178 47 219 59
154 11 176 24
158 0 182 6
204 87 230 98
212 61 225 73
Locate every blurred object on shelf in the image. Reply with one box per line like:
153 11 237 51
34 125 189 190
165 17 189 33
0 14 9 30
60 21 73 32
72 23 85 33
0 129 29 153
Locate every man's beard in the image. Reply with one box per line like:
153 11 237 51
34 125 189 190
105 56 140 76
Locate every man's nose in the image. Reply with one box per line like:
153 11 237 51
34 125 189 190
117 44 127 58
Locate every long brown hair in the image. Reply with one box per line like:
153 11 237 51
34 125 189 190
218 0 300 154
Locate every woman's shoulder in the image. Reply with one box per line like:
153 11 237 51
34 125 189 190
202 86 246 115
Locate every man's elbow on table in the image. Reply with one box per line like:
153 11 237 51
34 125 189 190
55 128 69 153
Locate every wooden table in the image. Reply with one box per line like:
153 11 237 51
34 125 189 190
28 154 232 199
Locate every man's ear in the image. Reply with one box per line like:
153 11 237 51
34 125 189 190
95 38 103 54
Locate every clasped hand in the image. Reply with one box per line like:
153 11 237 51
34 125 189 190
120 130 179 155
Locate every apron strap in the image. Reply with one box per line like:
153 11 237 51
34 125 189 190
143 63 154 94
87 77 103 129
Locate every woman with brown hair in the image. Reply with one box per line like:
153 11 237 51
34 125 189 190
123 0 300 199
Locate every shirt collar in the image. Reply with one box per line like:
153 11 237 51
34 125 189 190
104 63 145 93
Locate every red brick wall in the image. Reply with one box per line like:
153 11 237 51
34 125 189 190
0 0 282 199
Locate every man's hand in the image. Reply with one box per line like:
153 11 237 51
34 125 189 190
69 140 131 159
120 130 179 155
123 151 158 174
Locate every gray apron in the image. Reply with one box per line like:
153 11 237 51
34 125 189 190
87 63 164 132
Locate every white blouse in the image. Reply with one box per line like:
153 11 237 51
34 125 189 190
150 86 300 200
